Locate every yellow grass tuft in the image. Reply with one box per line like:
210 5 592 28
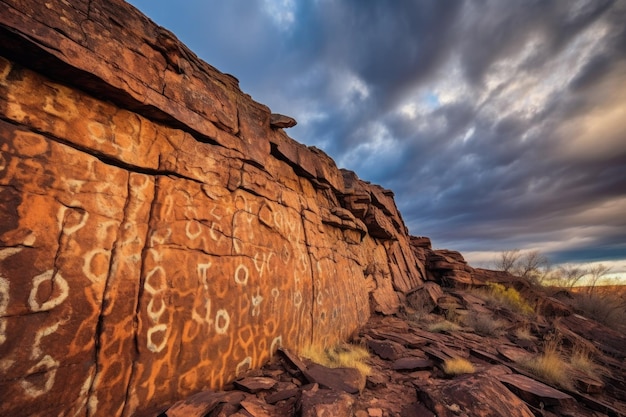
518 339 572 389
301 343 372 377
443 357 475 375
428 320 462 333
481 283 535 315
570 344 598 377
513 325 536 341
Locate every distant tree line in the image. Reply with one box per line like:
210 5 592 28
493 249 616 290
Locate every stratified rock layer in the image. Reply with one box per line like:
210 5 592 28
0 0 431 415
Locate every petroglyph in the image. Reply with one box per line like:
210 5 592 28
146 324 168 353
0 276 8 345
0 7 424 413
83 249 111 284
20 355 59 398
28 270 69 312
185 220 202 240
215 309 230 334
57 205 89 235
251 287 263 317
32 320 67 359
253 252 275 278
234 264 249 286
235 356 252 376
197 262 212 291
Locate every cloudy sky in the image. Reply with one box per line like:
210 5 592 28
127 0 626 274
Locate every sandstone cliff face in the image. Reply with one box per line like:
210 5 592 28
0 1 434 415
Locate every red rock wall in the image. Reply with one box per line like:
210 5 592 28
0 0 425 415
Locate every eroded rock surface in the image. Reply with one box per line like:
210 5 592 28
0 0 435 414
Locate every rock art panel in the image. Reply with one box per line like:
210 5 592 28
0 1 434 415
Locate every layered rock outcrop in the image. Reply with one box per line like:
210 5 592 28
0 0 439 415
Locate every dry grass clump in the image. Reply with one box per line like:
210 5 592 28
513 325 536 341
301 343 371 377
518 339 572 389
428 320 462 334
478 283 535 316
570 344 599 377
462 313 506 337
443 357 475 375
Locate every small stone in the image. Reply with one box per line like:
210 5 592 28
265 388 300 404
367 407 383 417
299 388 355 417
233 377 277 393
392 357 433 371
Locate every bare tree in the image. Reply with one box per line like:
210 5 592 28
494 249 551 285
586 264 611 292
558 264 588 289
494 249 521 274
515 250 550 283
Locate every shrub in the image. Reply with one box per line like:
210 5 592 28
572 292 626 331
443 357 475 375
513 325 536 341
481 283 534 315
462 313 505 337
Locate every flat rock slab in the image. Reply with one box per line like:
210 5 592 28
417 373 535 417
392 357 434 371
367 338 405 360
166 391 246 417
233 377 277 393
265 387 300 404
240 398 278 416
497 345 533 363
498 373 575 408
304 363 363 394
368 328 428 348
300 387 355 417
277 348 363 394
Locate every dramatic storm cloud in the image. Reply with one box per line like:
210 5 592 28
128 0 626 272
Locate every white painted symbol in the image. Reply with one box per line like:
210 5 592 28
19 355 59 398
270 336 282 355
236 356 252 376
146 323 168 353
197 262 212 290
251 288 263 317
57 205 89 235
31 320 66 359
293 290 303 308
82 249 111 284
185 221 202 240
0 276 8 345
28 270 69 312
234 264 249 286
215 309 230 334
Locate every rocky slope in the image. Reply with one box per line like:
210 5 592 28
0 1 624 416
159 278 626 417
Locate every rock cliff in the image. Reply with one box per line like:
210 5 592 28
0 0 470 415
